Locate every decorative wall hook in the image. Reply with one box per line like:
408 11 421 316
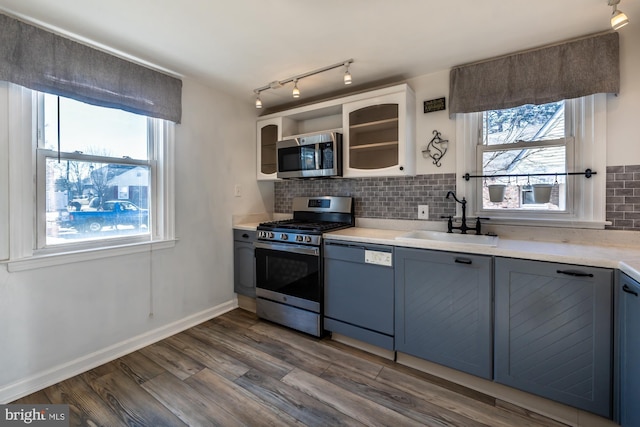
423 130 449 167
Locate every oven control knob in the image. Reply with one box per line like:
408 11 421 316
304 236 312 243
267 232 274 239
295 235 303 242
280 233 288 241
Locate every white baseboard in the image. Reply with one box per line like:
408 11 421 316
0 299 238 403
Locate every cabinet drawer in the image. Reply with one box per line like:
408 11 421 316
233 229 256 242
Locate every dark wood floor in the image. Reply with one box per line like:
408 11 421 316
13 309 568 427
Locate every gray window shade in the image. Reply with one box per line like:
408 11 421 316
449 32 619 117
0 13 182 123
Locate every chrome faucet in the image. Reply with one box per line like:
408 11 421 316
443 191 486 234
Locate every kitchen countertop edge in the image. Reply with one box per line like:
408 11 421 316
233 223 640 282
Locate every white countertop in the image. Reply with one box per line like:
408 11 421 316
233 222 263 231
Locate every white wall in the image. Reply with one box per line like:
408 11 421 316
606 23 640 166
0 78 273 402
408 24 640 171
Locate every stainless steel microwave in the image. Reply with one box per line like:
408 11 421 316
276 131 342 179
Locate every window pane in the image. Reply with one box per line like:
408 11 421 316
45 158 150 245
43 93 148 160
482 101 564 145
481 146 566 210
480 101 567 212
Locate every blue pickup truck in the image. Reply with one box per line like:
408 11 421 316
62 200 148 233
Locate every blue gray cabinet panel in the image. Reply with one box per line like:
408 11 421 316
324 242 394 348
233 230 256 297
494 257 612 418
618 272 640 426
395 247 493 379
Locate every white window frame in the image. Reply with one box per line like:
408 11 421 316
455 94 607 228
3 83 175 271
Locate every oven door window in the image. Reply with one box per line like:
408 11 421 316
278 145 318 172
255 246 320 303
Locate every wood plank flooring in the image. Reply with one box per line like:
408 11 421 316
13 309 569 427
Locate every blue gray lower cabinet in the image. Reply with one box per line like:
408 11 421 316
494 257 613 418
233 229 256 297
323 242 394 350
618 272 640 426
394 247 493 380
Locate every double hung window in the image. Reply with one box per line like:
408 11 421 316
37 93 153 246
479 101 570 211
2 84 174 268
456 95 606 227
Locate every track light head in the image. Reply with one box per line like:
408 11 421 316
255 91 262 109
292 80 300 98
608 0 630 30
344 63 352 85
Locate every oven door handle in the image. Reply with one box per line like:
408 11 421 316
254 241 320 257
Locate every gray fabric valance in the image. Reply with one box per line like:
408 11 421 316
449 32 619 118
0 13 182 123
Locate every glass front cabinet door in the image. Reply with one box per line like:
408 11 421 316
256 118 282 181
342 84 415 177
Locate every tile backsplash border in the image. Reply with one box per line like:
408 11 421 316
274 166 640 232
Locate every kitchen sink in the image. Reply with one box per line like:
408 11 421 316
395 230 499 247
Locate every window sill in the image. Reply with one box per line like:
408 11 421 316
3 239 177 272
474 216 610 230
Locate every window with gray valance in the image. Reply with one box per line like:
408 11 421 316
449 32 619 118
0 13 182 123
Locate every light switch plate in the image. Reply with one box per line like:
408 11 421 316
418 205 429 219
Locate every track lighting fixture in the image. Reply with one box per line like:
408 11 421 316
253 58 354 108
608 0 629 30
343 62 352 85
292 79 300 98
255 91 262 109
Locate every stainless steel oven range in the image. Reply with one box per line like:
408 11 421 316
254 196 354 337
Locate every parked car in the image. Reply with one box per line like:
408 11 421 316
61 200 148 232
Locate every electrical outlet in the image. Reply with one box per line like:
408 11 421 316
234 184 242 197
418 205 429 219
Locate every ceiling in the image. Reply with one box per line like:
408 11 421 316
0 0 636 112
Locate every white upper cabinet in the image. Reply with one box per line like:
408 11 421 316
342 85 415 177
256 83 415 180
257 117 298 181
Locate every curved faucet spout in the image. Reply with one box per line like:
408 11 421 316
446 191 465 205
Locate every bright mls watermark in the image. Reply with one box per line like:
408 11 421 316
1 405 68 426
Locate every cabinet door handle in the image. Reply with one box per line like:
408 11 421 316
623 284 639 297
242 233 250 239
455 258 473 265
556 270 594 278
